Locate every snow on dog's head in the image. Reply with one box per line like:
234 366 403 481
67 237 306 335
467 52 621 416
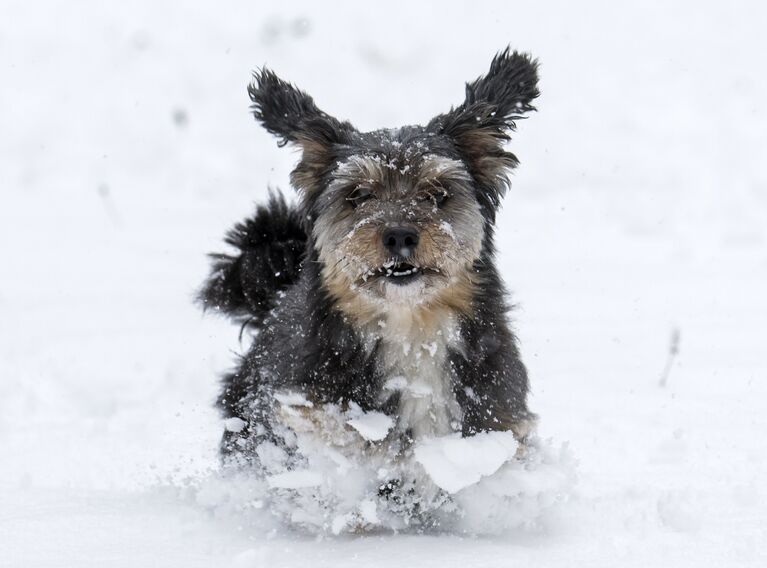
247 48 539 321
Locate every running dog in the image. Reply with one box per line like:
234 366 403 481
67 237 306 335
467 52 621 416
199 48 540 469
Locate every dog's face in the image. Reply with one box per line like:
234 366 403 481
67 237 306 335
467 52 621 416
248 48 539 317
312 137 485 311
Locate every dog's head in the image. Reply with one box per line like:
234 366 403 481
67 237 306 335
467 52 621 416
248 48 539 319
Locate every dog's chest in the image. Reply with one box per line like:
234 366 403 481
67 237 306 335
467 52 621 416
371 309 462 439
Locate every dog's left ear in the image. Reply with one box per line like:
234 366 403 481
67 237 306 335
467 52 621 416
248 68 357 193
428 48 540 210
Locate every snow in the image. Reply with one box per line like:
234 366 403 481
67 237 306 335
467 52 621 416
359 499 380 524
267 470 324 489
224 417 247 432
413 432 519 493
439 220 456 241
346 411 394 441
186 429 571 536
421 341 438 357
2 0 767 566
274 391 314 407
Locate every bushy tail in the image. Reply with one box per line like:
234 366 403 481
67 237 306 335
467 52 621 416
198 191 306 326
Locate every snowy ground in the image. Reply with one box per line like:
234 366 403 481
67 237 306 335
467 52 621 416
2 0 767 566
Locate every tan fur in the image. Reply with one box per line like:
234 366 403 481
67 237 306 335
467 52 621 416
453 128 517 194
290 136 336 194
323 269 476 331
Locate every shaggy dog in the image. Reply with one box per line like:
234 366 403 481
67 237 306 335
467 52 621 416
199 48 540 473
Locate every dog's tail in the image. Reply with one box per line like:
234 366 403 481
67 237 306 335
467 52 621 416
197 191 306 327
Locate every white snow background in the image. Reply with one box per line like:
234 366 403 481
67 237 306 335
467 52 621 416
1 0 766 565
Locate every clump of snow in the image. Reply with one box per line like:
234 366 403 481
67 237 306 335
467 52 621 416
421 341 438 357
439 220 456 241
413 431 519 493
223 417 247 433
273 391 313 407
346 411 394 441
383 375 408 391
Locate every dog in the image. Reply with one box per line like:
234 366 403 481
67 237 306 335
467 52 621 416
199 48 540 472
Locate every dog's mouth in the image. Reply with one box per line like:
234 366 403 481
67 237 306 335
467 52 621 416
364 261 439 286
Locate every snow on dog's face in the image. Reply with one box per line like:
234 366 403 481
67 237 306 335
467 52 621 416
311 148 484 311
247 48 539 319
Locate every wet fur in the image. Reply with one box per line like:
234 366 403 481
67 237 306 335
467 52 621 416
199 47 540 462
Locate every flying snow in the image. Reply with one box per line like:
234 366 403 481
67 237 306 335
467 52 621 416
191 401 575 535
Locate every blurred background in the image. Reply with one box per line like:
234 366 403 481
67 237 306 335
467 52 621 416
1 1 765 566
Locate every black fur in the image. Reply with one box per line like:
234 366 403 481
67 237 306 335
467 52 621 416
247 69 355 148
197 192 306 327
429 48 539 216
201 47 540 462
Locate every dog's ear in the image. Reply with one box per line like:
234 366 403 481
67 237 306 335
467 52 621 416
428 48 539 210
248 68 357 193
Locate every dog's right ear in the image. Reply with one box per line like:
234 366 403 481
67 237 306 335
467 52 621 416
248 68 356 193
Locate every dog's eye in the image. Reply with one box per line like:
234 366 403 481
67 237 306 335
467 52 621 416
347 186 374 208
432 190 449 206
424 189 449 207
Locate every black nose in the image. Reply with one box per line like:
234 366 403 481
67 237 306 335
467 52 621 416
382 226 419 257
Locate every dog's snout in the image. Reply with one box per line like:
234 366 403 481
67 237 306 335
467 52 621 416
382 226 419 258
